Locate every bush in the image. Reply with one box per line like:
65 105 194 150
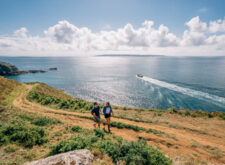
184 110 191 116
49 134 96 155
169 107 178 113
77 101 87 109
19 114 61 126
49 131 171 165
122 107 128 110
220 113 225 120
31 116 61 126
71 126 83 133
84 103 93 110
94 128 105 138
0 120 48 148
60 100 70 109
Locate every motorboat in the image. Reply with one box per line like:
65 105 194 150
136 74 143 78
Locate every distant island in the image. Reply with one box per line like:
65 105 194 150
97 54 165 57
0 61 57 76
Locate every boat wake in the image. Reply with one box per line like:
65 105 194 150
137 76 225 108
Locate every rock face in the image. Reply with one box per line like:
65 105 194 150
24 149 93 165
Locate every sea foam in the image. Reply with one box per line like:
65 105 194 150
138 76 225 108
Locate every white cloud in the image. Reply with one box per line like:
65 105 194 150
0 16 225 56
185 16 207 33
14 27 28 38
44 21 78 43
208 18 225 33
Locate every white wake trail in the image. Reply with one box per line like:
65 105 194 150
138 76 225 107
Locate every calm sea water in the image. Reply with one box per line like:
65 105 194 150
1 56 225 112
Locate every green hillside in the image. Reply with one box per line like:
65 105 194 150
0 76 172 165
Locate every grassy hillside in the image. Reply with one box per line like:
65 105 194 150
1 76 225 164
25 82 225 164
0 77 172 165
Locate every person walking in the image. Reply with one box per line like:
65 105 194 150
103 102 113 133
91 102 101 128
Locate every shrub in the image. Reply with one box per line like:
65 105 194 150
31 116 61 126
169 107 178 113
99 140 120 162
71 126 83 133
122 107 127 110
77 101 87 109
49 134 95 155
94 128 105 138
19 114 61 126
0 120 48 148
49 131 171 165
60 100 70 109
120 140 171 165
220 113 225 120
84 103 93 110
184 109 191 116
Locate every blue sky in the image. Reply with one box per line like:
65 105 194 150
0 0 225 36
0 0 225 56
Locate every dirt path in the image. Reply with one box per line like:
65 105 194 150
13 85 225 164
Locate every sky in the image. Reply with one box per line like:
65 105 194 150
0 0 225 56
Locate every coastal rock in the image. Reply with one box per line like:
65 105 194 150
0 61 19 75
0 61 47 76
24 149 93 165
49 67 57 70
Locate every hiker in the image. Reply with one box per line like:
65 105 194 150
103 102 113 133
91 102 101 128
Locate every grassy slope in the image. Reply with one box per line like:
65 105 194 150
26 83 225 164
0 77 171 165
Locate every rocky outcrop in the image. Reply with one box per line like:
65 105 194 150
24 149 93 165
49 67 57 71
0 61 19 75
0 61 47 76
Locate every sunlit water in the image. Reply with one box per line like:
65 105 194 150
1 55 225 112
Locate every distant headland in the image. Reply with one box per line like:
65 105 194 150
97 54 165 57
0 61 57 76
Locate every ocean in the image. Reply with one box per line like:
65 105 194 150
1 55 225 112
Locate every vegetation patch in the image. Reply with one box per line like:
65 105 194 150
49 130 172 165
0 120 48 148
71 126 83 133
27 83 93 111
19 113 62 126
0 76 24 106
